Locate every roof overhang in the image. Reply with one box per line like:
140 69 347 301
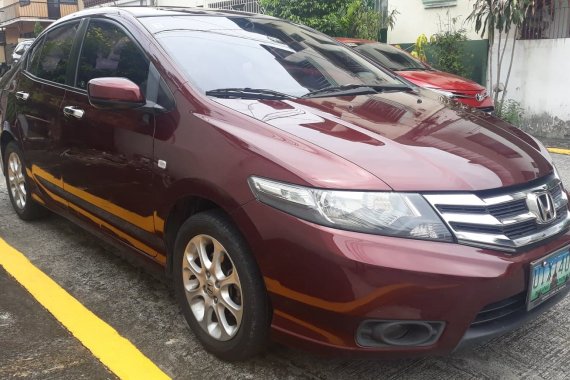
0 18 53 29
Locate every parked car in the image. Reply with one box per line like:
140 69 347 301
337 37 494 111
1 7 568 361
11 39 34 63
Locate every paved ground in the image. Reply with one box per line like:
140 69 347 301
1 155 570 379
0 267 114 379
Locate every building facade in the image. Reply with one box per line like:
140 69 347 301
83 0 263 13
387 0 481 44
386 0 489 86
0 0 82 63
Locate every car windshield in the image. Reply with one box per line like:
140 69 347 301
355 43 427 71
140 16 405 98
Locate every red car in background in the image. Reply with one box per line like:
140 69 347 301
337 37 494 111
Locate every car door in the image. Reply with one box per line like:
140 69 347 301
11 21 81 211
60 18 162 259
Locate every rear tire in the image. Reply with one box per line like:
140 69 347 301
173 210 270 361
4 141 47 220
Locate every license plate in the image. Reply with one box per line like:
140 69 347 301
527 246 570 310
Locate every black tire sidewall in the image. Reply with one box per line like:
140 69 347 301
173 210 269 361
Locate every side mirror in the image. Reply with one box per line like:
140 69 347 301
87 77 146 110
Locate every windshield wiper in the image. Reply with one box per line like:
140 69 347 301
205 88 296 100
302 83 412 99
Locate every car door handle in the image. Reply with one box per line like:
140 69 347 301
15 91 29 101
63 106 85 120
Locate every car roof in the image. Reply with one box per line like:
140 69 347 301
51 6 276 33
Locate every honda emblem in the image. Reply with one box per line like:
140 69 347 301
527 191 557 224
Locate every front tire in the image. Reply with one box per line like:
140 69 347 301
173 210 270 361
4 141 47 220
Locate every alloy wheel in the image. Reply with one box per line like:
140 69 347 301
182 234 243 341
7 152 26 210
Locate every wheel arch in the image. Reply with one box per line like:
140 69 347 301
160 179 255 277
0 130 17 173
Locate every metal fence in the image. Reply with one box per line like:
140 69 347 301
520 5 570 40
203 0 263 13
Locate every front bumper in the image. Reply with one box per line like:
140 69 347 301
233 200 570 358
456 284 570 351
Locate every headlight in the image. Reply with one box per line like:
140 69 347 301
427 88 455 98
248 177 453 242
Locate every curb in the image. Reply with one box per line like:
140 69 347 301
547 148 570 156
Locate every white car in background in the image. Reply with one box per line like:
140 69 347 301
12 39 34 63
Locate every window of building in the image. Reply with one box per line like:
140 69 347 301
422 0 457 8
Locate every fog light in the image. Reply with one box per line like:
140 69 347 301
357 320 445 348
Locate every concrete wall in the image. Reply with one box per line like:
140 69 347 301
387 0 480 44
493 35 570 138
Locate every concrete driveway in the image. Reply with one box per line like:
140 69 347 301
1 155 570 379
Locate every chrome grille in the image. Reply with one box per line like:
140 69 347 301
424 176 570 252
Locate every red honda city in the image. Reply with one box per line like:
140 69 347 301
1 7 567 361
337 37 494 111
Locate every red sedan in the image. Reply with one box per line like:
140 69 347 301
337 37 494 111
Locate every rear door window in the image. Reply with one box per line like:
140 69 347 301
26 37 45 76
34 22 80 84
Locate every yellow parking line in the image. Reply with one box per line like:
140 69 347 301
548 147 570 156
0 238 170 380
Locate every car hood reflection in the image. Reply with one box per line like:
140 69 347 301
212 91 553 192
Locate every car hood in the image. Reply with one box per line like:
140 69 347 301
211 91 552 191
397 70 485 92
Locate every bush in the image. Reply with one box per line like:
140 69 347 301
260 0 398 40
260 0 346 36
426 16 472 78
496 99 525 127
34 21 44 37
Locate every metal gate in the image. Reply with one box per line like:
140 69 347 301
201 0 264 14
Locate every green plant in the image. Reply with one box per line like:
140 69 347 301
341 0 397 40
467 0 534 106
260 0 347 36
379 8 399 31
260 0 398 40
426 16 472 78
33 22 44 37
411 34 428 62
496 99 525 126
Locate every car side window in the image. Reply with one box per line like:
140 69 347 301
26 37 45 76
76 20 149 91
34 22 79 84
